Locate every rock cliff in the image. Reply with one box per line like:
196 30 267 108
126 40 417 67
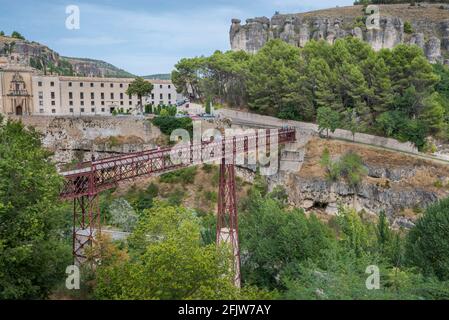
230 3 449 64
0 35 134 77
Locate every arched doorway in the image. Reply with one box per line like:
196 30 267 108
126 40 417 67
15 105 23 116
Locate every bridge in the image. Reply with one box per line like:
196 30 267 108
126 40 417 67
60 127 296 287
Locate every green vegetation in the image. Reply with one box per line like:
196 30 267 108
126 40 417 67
11 31 25 40
238 180 449 299
317 106 340 138
93 202 270 299
405 198 449 281
152 116 193 136
173 38 449 150
404 21 414 34
126 77 154 110
160 167 197 185
0 118 71 299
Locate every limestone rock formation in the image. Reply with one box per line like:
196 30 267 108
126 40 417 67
0 35 134 77
230 4 449 64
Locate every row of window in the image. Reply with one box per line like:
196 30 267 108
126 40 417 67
37 81 172 89
39 91 171 100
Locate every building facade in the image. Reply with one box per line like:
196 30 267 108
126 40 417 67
0 61 181 116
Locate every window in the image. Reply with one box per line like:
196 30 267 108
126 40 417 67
50 82 54 87
101 83 104 88
90 83 94 87
81 108 85 113
52 109 56 114
101 92 105 99
91 101 95 106
160 93 163 100
69 108 74 113
51 101 55 106
120 83 123 88
168 93 171 100
129 101 132 105
168 85 171 89
39 109 44 113
101 101 105 106
81 101 84 106
69 92 73 99
128 95 132 99
151 93 154 99
38 81 42 87
91 108 95 113
51 92 55 99
160 85 163 89
68 82 72 87
101 108 105 112
110 93 114 99
38 91 43 99
168 101 171 105
110 83 114 88
120 101 124 106
80 82 84 87
120 93 123 100
39 101 43 106
69 101 73 106
80 92 84 99
91 92 94 99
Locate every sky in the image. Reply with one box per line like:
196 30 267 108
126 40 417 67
0 0 353 75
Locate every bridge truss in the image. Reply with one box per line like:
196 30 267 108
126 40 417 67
60 127 296 286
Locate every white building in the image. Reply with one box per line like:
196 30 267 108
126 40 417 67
0 60 182 116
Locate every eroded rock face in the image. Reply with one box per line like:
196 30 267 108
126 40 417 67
286 176 439 217
230 7 448 63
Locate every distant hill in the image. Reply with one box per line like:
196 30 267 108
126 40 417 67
62 56 135 78
143 73 171 80
0 35 135 78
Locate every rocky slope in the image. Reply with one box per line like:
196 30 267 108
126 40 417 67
276 137 449 228
0 35 134 77
230 3 449 63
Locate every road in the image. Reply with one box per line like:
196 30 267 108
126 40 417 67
224 112 449 166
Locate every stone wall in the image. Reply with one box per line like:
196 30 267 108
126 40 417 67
9 115 161 166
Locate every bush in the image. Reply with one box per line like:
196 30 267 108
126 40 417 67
406 197 449 281
152 116 193 137
404 21 414 34
160 167 197 185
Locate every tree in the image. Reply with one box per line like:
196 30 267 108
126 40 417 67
0 118 71 299
94 202 252 300
0 31 4 36
338 151 368 207
344 108 361 141
240 190 335 290
406 197 449 281
317 106 340 138
10 31 25 40
126 77 154 114
246 40 304 117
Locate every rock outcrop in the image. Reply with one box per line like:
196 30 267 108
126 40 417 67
0 36 134 77
230 4 449 64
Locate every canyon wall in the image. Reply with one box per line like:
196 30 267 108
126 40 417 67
230 3 449 64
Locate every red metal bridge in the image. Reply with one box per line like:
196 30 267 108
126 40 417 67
60 127 296 287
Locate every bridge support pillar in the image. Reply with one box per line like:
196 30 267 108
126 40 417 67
73 194 101 265
216 156 241 287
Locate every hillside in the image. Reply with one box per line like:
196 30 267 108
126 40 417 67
143 73 171 80
0 35 135 77
230 3 449 63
